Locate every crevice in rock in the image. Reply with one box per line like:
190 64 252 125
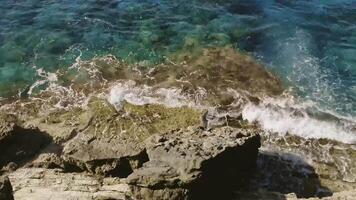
188 134 261 200
95 149 150 178
0 126 52 171
66 149 150 178
108 159 134 178
128 149 150 170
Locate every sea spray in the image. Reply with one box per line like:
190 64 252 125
242 97 356 144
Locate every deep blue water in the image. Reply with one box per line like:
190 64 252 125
0 0 355 117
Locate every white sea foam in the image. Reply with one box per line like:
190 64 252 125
108 80 356 144
21 56 356 145
27 68 58 96
26 65 88 109
242 97 356 144
108 80 207 110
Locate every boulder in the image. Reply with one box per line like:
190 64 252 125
127 126 261 200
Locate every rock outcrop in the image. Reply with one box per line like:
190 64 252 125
6 125 260 200
62 99 202 176
259 133 356 195
0 114 52 172
9 168 131 200
0 97 262 200
127 126 260 200
0 176 14 200
0 47 353 200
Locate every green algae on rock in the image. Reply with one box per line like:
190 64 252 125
61 98 203 176
84 97 202 138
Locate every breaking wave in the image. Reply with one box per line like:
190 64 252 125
242 96 356 144
1 48 355 145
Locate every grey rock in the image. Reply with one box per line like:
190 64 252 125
61 100 201 177
27 153 65 169
62 132 148 177
9 168 132 200
127 126 261 200
0 114 52 171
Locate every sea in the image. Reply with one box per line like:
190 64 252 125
0 0 355 143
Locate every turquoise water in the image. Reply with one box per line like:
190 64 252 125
0 0 355 117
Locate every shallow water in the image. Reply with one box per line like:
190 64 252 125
0 0 355 131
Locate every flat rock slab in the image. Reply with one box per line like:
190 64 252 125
9 168 131 200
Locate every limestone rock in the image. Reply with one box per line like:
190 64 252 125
9 168 131 200
62 99 201 177
260 133 356 194
27 153 65 170
127 126 261 200
0 114 52 171
0 114 18 141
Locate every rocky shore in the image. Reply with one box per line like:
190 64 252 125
0 104 261 200
0 47 355 200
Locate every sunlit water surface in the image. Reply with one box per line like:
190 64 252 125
0 0 355 121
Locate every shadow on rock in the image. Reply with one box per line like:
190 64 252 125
189 137 260 200
245 151 333 199
0 127 52 171
126 127 261 200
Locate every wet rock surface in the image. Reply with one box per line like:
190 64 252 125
259 133 356 194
